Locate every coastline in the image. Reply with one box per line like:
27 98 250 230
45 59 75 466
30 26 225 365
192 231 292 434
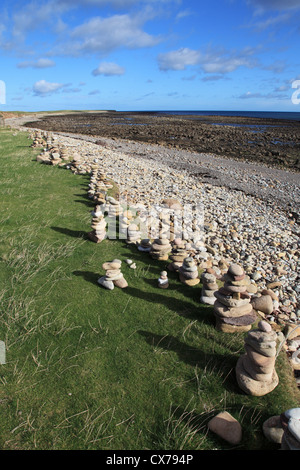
5 111 299 218
4 114 300 327
21 110 300 173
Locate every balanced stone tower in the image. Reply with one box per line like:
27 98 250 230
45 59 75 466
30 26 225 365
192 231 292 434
213 263 256 332
168 238 188 272
88 205 107 243
98 259 128 290
235 320 279 396
178 257 200 286
200 270 218 305
150 237 172 261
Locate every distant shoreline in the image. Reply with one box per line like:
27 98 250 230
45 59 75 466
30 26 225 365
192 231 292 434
20 110 300 172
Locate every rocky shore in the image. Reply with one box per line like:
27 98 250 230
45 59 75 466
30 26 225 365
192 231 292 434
22 111 300 172
5 114 300 317
4 111 300 385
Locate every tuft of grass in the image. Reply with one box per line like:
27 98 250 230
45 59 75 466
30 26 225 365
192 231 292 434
0 127 299 450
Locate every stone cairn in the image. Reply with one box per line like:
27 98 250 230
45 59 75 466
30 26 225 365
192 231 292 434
235 320 279 396
107 196 122 219
119 209 134 239
280 408 300 450
138 238 152 253
88 205 107 243
200 270 218 305
158 271 169 289
213 263 257 332
178 256 200 286
126 223 141 245
150 237 172 261
98 259 128 290
168 238 188 272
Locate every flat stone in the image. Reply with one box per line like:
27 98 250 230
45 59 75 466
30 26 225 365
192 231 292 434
228 263 244 277
214 291 250 308
97 276 114 290
208 411 242 445
214 300 253 318
262 416 284 444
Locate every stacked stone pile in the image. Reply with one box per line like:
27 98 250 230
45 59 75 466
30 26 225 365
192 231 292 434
235 320 279 396
98 259 128 290
150 237 172 261
126 223 141 245
168 238 188 272
158 271 169 289
138 238 152 253
31 130 45 148
178 257 200 286
213 263 257 332
200 270 218 305
88 205 107 243
107 196 122 218
119 209 134 239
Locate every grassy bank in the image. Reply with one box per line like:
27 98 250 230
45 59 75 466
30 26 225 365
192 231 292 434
0 127 299 450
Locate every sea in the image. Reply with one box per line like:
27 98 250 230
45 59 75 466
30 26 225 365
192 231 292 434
149 110 300 121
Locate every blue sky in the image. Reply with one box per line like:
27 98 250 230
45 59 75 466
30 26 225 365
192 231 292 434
1 0 300 111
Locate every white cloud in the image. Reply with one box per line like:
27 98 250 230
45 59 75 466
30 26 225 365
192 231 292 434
158 48 201 71
64 13 161 56
158 46 257 74
92 62 125 76
32 79 64 96
17 58 55 68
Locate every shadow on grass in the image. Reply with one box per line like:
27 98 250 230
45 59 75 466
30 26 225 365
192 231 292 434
51 226 88 239
138 330 237 370
73 270 99 285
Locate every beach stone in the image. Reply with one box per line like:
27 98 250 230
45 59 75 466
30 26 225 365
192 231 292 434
280 409 300 450
97 276 114 290
228 263 244 277
262 416 284 444
113 277 128 288
251 294 274 315
208 411 242 445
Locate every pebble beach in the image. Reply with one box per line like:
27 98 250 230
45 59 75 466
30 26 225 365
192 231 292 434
5 113 300 331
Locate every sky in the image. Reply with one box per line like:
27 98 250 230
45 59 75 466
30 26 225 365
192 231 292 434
0 0 300 112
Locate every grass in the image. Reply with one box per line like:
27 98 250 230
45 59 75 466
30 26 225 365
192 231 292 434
0 126 299 450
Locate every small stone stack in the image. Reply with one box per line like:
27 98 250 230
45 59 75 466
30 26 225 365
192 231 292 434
138 238 152 253
150 237 172 261
107 197 122 218
158 271 169 289
280 408 300 450
88 205 107 243
235 320 279 396
126 223 141 245
60 147 72 164
213 263 256 332
178 257 200 286
168 238 188 272
31 130 45 148
200 271 218 305
97 259 128 290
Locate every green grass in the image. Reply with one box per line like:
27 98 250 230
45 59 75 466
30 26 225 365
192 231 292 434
0 127 299 450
